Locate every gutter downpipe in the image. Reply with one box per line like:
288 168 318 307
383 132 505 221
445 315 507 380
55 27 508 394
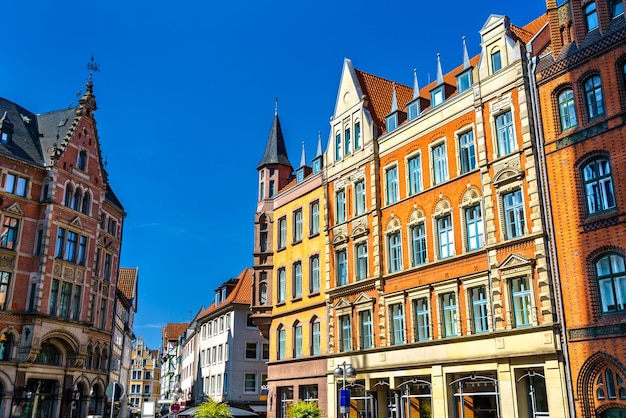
526 47 576 418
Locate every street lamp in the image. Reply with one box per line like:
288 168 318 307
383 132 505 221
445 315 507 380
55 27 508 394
333 362 357 417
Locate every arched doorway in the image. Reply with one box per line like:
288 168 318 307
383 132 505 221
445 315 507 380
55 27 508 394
600 408 626 418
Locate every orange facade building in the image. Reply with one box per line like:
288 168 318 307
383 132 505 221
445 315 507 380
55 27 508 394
535 0 626 416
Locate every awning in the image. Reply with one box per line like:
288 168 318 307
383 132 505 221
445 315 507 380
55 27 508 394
229 407 258 417
249 405 267 413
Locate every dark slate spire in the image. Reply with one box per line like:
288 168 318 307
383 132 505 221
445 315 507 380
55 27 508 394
257 99 292 169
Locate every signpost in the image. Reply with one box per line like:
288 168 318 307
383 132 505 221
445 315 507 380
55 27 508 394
105 382 124 418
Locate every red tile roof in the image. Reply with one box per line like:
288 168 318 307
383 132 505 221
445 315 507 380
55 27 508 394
162 322 188 342
118 267 138 300
198 268 254 320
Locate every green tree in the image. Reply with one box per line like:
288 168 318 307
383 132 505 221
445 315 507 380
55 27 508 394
192 399 232 418
289 400 320 418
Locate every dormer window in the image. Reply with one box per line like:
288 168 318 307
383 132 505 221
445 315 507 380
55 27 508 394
386 113 398 132
0 131 9 144
312 158 321 174
222 287 226 301
457 69 473 93
431 86 445 107
407 101 420 121
491 50 502 73
296 168 304 184
215 291 221 305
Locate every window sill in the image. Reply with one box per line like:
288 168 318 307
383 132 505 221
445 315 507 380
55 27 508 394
292 297 302 303
309 232 320 239
292 239 302 246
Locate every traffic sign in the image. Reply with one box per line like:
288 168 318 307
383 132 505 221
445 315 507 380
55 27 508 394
105 382 124 401
170 403 181 414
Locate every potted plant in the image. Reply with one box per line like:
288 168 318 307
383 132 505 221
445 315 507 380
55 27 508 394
289 400 321 418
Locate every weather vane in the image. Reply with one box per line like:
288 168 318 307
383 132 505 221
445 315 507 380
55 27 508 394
87 55 100 82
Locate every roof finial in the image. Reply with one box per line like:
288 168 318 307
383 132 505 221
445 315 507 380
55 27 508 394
316 131 323 157
390 83 398 112
300 141 307 168
275 97 279 116
412 69 420 100
436 53 444 85
86 55 100 90
462 36 470 69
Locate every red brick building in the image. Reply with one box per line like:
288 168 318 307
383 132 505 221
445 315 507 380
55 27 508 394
0 81 126 418
535 0 626 416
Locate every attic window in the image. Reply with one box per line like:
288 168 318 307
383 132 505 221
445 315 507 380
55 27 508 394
78 150 87 170
457 69 473 93
431 86 445 107
296 168 304 183
407 100 420 121
0 131 9 144
386 113 398 133
57 119 68 127
491 50 502 73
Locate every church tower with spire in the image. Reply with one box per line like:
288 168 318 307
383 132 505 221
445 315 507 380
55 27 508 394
251 103 293 337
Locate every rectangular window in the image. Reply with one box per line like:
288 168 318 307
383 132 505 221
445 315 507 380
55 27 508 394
355 181 366 215
5 173 27 197
244 373 257 393
511 277 532 327
310 201 319 235
293 210 303 242
457 70 472 93
356 243 368 281
278 329 286 360
310 256 320 293
278 268 286 303
294 325 303 358
437 215 454 259
99 297 107 329
340 314 351 352
0 272 12 310
442 292 457 337
336 189 346 223
465 205 484 251
359 310 373 349
245 342 257 359
335 133 342 161
58 281 72 318
344 127 351 155
311 321 321 355
459 130 476 173
432 143 448 185
278 217 287 249
386 114 398 132
495 111 515 157
293 262 302 298
65 231 78 262
262 343 269 360
390 303 405 345
491 50 502 73
269 180 275 198
336 250 347 286
388 232 402 273
0 216 19 250
471 286 489 333
55 227 65 258
408 101 420 121
386 166 399 205
49 279 59 316
103 253 112 281
408 155 422 195
431 86 444 107
78 236 87 265
354 122 361 149
503 190 525 239
413 297 430 341
411 223 427 266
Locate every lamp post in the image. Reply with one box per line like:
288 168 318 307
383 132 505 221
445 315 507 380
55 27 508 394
333 362 357 417
170 383 183 418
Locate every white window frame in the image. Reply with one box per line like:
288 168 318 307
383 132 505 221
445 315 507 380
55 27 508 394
406 152 422 196
430 139 449 186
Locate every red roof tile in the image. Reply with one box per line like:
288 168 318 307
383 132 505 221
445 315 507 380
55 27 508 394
162 322 188 342
118 267 138 301
198 268 254 320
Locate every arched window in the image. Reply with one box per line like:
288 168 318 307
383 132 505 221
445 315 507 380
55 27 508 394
86 344 93 369
35 342 60 365
584 75 605 118
64 184 73 207
612 0 624 17
277 325 286 360
594 365 626 401
595 253 626 313
72 188 82 211
585 2 599 31
0 332 12 360
293 321 302 358
259 281 267 305
582 157 615 214
558 89 577 130
82 192 91 215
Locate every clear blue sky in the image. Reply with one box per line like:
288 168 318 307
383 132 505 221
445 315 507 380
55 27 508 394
2 0 546 350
